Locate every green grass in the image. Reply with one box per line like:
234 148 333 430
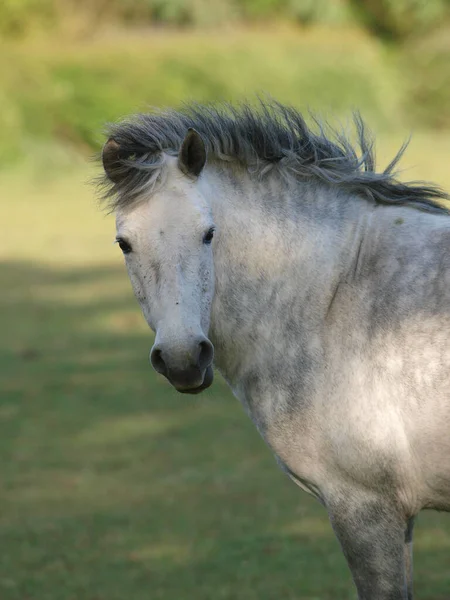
1 131 450 599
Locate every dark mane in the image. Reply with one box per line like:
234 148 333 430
99 101 450 214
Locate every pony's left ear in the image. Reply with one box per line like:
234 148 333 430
178 128 206 177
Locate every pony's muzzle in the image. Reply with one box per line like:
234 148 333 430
150 336 214 393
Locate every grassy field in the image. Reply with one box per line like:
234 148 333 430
1 128 450 600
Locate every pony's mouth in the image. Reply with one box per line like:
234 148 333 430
171 365 214 395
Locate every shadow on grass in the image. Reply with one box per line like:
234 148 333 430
0 261 449 600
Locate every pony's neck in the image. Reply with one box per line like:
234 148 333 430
200 165 371 390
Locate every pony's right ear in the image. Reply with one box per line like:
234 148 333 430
178 128 206 178
102 138 123 183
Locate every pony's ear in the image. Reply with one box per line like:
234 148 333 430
102 138 123 183
178 128 206 177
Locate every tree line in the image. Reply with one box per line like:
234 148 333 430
2 0 449 40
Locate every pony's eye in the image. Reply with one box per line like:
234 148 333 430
117 238 132 254
203 227 215 245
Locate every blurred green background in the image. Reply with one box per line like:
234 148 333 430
2 2 450 599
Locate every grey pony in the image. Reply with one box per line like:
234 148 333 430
99 101 450 599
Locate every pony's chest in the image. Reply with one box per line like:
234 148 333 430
230 375 324 475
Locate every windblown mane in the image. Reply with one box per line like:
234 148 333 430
99 101 450 214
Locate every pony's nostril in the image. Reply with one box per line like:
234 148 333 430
150 346 167 375
198 339 214 370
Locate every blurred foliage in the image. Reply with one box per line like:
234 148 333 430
285 0 353 25
354 0 449 39
0 0 449 38
0 0 47 37
0 29 407 163
403 30 450 129
0 3 449 165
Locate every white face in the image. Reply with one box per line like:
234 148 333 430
115 156 216 393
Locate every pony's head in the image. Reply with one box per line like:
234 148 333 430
102 129 215 393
